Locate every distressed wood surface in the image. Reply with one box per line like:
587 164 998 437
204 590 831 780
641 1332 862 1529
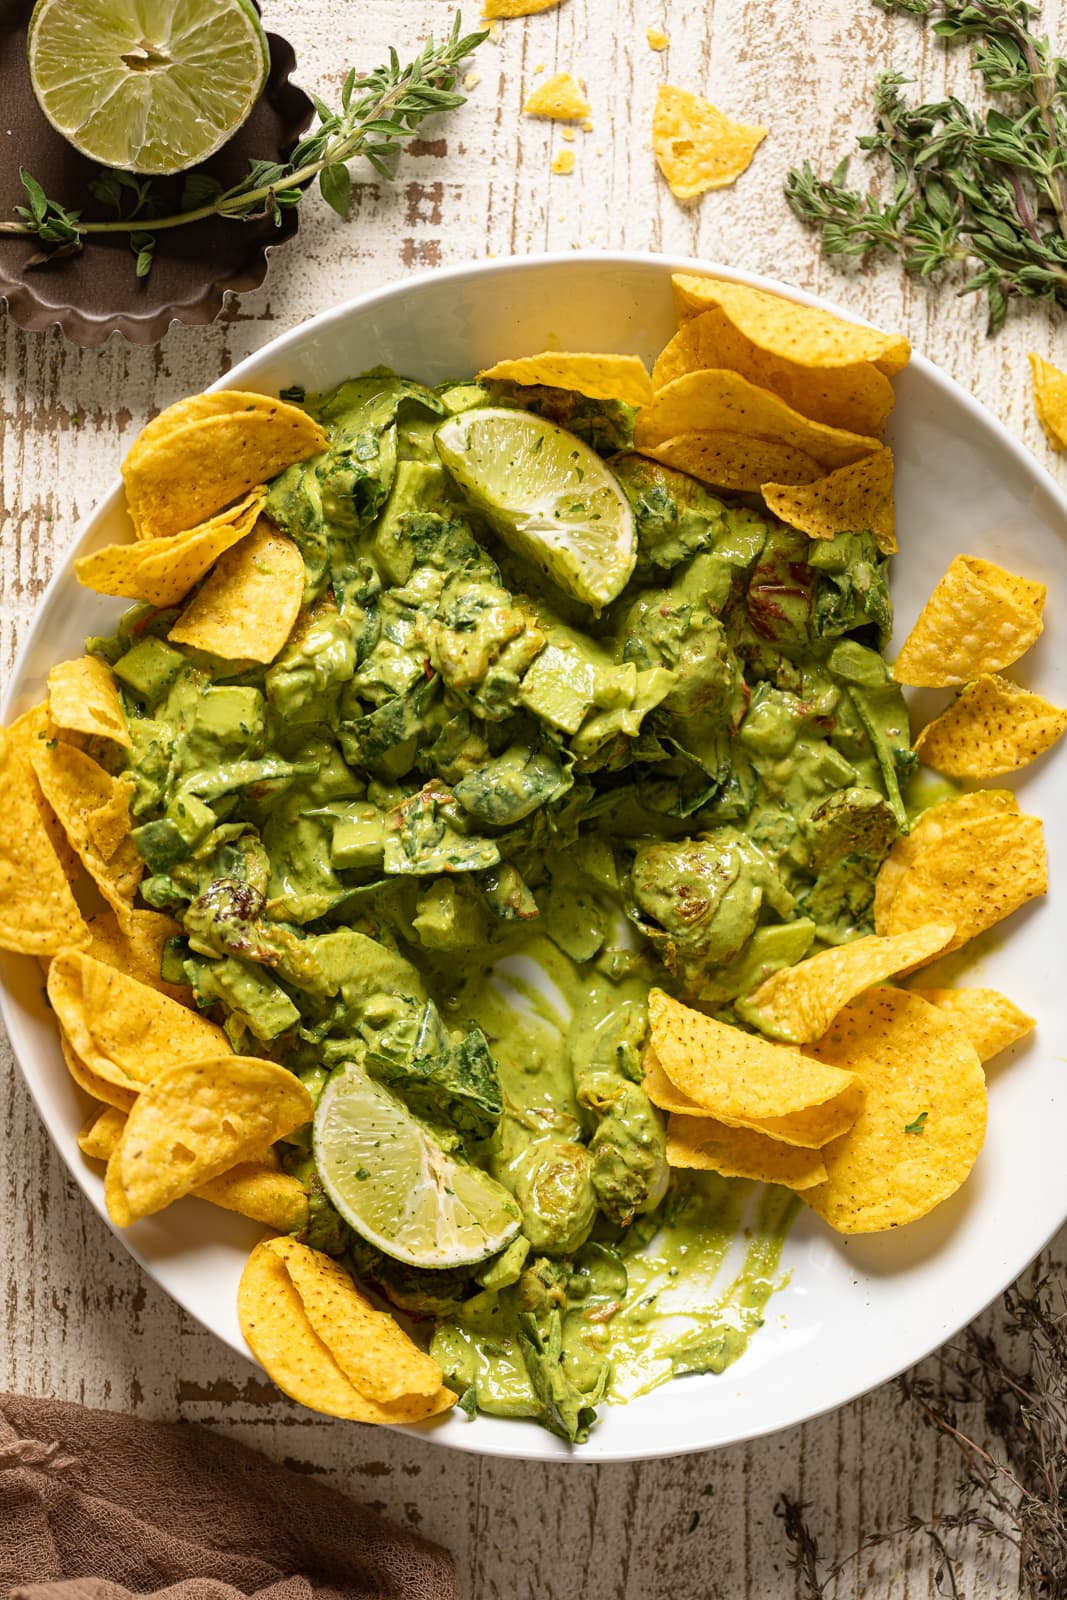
3 1 1066 1593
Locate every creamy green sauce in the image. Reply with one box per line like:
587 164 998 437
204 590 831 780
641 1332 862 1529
93 371 913 1442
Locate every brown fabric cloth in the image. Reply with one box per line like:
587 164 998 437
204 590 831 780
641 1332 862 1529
0 1393 456 1600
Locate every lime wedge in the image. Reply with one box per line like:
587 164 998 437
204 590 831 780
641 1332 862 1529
435 407 637 611
314 1064 523 1270
28 0 270 174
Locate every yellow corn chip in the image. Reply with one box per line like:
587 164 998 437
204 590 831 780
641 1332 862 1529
647 27 669 49
762 449 896 554
0 713 89 956
634 370 881 471
908 986 1035 1063
874 792 1047 951
736 922 956 1044
78 1104 129 1162
238 1241 456 1423
479 352 653 408
642 1046 712 1117
651 308 897 436
804 988 987 1233
62 1033 138 1113
83 908 192 1006
666 1114 828 1190
913 673 1067 777
652 86 766 199
47 656 131 748
643 432 823 493
123 396 326 542
48 951 229 1093
523 73 589 120
168 519 305 665
552 149 576 175
266 1238 443 1402
75 488 265 609
892 555 1046 687
648 990 862 1147
104 1056 313 1225
1029 352 1067 451
484 0 562 14
9 705 80 877
30 742 142 917
194 1164 309 1234
125 391 306 484
671 274 911 374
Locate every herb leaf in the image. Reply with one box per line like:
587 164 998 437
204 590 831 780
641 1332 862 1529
904 1110 929 1134
786 0 1067 333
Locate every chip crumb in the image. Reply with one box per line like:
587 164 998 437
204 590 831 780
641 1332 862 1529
561 126 575 141
582 119 593 132
463 71 481 90
652 85 767 199
524 72 590 121
647 26 670 49
1029 351 1067 451
534 62 545 72
552 148 576 174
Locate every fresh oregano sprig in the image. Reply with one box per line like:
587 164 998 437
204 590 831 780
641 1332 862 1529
786 0 1067 332
2 14 485 280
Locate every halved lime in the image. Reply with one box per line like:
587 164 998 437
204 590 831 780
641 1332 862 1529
314 1064 523 1270
28 0 270 175
435 407 637 611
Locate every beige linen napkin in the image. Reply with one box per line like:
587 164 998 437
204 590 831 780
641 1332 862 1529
0 1393 456 1600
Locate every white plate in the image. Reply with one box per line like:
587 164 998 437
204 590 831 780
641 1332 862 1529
3 253 1066 1464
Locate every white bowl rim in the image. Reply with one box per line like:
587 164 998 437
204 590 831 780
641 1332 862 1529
4 249 1067 1465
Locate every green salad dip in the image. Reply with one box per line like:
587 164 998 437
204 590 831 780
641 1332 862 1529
89 372 913 1442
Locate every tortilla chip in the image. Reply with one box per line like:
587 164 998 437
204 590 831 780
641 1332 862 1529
804 988 987 1233
1029 352 1067 451
671 274 911 375
75 488 265 609
908 987 1035 1064
61 1032 138 1114
479 352 653 408
83 908 192 1006
238 1241 456 1423
168 519 305 665
651 309 897 436
634 370 881 471
104 1056 313 1225
523 72 589 120
266 1238 443 1402
29 742 142 917
913 674 1067 777
874 792 1046 951
648 990 863 1147
47 657 131 749
652 87 766 199
48 952 229 1093
643 432 823 492
484 0 562 14
892 555 1046 687
123 395 326 542
736 922 956 1044
762 449 896 554
78 1104 128 1161
666 1113 828 1190
194 1164 309 1233
0 713 89 956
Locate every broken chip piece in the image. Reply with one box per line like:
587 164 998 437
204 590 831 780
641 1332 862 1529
47 656 131 748
913 673 1067 777
168 518 305 665
652 87 766 199
1029 351 1067 452
0 711 89 957
523 72 589 120
907 986 1035 1064
892 555 1046 687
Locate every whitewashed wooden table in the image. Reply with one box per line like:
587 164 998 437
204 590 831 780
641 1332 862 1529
3 1 1066 1593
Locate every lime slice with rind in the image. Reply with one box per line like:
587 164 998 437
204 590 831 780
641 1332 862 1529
435 406 637 611
28 0 270 175
314 1064 523 1270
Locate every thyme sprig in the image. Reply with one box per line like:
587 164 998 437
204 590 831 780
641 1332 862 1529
776 1278 1067 1597
2 15 485 279
786 0 1067 332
